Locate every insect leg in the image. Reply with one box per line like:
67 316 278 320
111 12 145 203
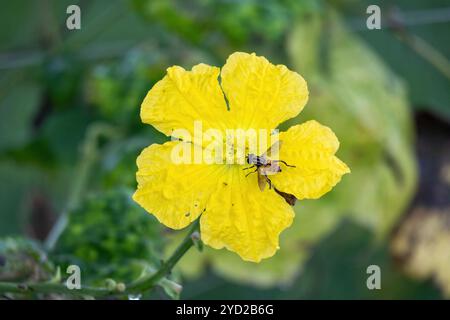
275 160 296 168
245 167 259 177
243 165 255 171
264 175 272 189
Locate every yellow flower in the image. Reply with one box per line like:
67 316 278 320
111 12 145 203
133 52 350 262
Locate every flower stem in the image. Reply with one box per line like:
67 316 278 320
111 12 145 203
44 123 119 251
127 219 200 293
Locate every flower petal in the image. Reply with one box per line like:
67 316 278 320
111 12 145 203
200 167 295 262
133 141 226 229
141 64 231 139
221 52 308 129
270 120 350 200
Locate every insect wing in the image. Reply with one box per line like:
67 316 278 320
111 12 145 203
257 170 267 191
261 140 282 158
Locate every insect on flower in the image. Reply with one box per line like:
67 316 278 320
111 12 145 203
133 52 350 262
244 141 295 192
244 140 298 206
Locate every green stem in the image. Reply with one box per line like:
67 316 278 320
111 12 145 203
127 219 200 293
394 31 450 80
0 220 200 298
44 123 119 251
0 282 112 298
387 11 450 81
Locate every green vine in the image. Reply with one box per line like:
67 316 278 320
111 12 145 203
0 122 201 299
0 220 200 298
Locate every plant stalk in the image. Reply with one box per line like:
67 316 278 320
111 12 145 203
0 219 200 298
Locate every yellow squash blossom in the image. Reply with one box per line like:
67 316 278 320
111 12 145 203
133 52 350 262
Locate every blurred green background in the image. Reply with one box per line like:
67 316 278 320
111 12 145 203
0 0 449 299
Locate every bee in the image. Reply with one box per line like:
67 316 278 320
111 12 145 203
244 141 297 206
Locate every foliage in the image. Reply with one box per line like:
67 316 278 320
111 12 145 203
338 0 450 120
0 237 53 282
0 0 448 299
53 188 164 285
392 208 450 298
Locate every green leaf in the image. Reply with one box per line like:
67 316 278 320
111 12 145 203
0 81 41 152
286 10 417 235
337 0 450 120
52 188 164 284
0 237 54 282
40 107 90 163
